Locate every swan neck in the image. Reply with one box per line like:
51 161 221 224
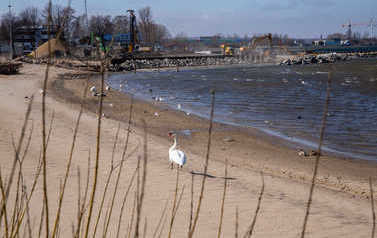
169 137 177 152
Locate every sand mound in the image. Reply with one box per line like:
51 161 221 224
29 38 66 58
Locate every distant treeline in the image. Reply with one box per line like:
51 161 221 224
0 4 170 46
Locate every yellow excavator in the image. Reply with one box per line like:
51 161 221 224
240 33 272 55
220 44 235 56
221 34 273 56
249 33 272 49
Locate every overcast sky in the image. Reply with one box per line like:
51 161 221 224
2 0 377 38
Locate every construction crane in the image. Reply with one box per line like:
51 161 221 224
127 9 138 53
368 18 377 39
342 19 376 39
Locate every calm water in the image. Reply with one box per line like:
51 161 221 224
108 59 377 160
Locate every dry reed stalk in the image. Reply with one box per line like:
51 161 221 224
74 152 91 238
168 168 180 238
84 60 106 238
25 188 33 238
134 120 148 238
12 128 34 235
45 111 55 152
127 190 138 238
188 90 216 238
38 202 45 238
41 1 53 235
370 177 375 238
143 217 148 238
0 96 34 224
12 185 27 237
243 172 265 238
51 79 89 238
152 199 170 238
9 165 21 237
217 159 228 238
13 156 43 237
300 72 332 238
15 190 26 237
9 128 32 237
157 215 168 238
92 123 121 237
14 123 34 200
15 124 34 220
74 167 82 236
235 207 239 238
16 125 35 225
188 173 194 234
154 186 184 238
9 137 23 219
9 139 24 235
102 98 134 237
172 186 185 221
101 206 111 236
134 156 141 238
116 167 138 238
0 169 10 238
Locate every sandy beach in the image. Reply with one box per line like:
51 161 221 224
1 63 376 237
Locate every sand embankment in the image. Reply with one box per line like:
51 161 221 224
0 63 375 237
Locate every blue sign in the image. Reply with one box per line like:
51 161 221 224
103 34 131 42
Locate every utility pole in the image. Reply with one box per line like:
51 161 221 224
8 0 13 59
127 9 136 53
84 0 88 35
370 17 376 39
346 21 352 40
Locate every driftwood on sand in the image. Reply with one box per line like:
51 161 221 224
0 62 23 74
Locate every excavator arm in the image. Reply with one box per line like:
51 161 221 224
249 33 272 49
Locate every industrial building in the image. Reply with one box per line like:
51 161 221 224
13 26 58 55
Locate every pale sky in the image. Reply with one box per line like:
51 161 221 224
2 0 377 38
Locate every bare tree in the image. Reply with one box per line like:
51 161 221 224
138 6 154 43
0 13 12 41
71 15 88 43
137 7 170 45
112 15 129 35
154 23 170 43
0 12 19 53
41 3 75 39
89 15 114 38
18 7 41 29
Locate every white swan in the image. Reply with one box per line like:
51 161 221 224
168 132 186 169
89 86 96 93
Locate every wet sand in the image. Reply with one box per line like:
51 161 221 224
0 63 376 237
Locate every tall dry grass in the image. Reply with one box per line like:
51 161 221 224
370 177 376 238
188 89 216 238
300 71 332 238
2 3 376 238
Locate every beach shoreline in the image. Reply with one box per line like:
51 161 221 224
50 63 377 198
1 63 376 237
